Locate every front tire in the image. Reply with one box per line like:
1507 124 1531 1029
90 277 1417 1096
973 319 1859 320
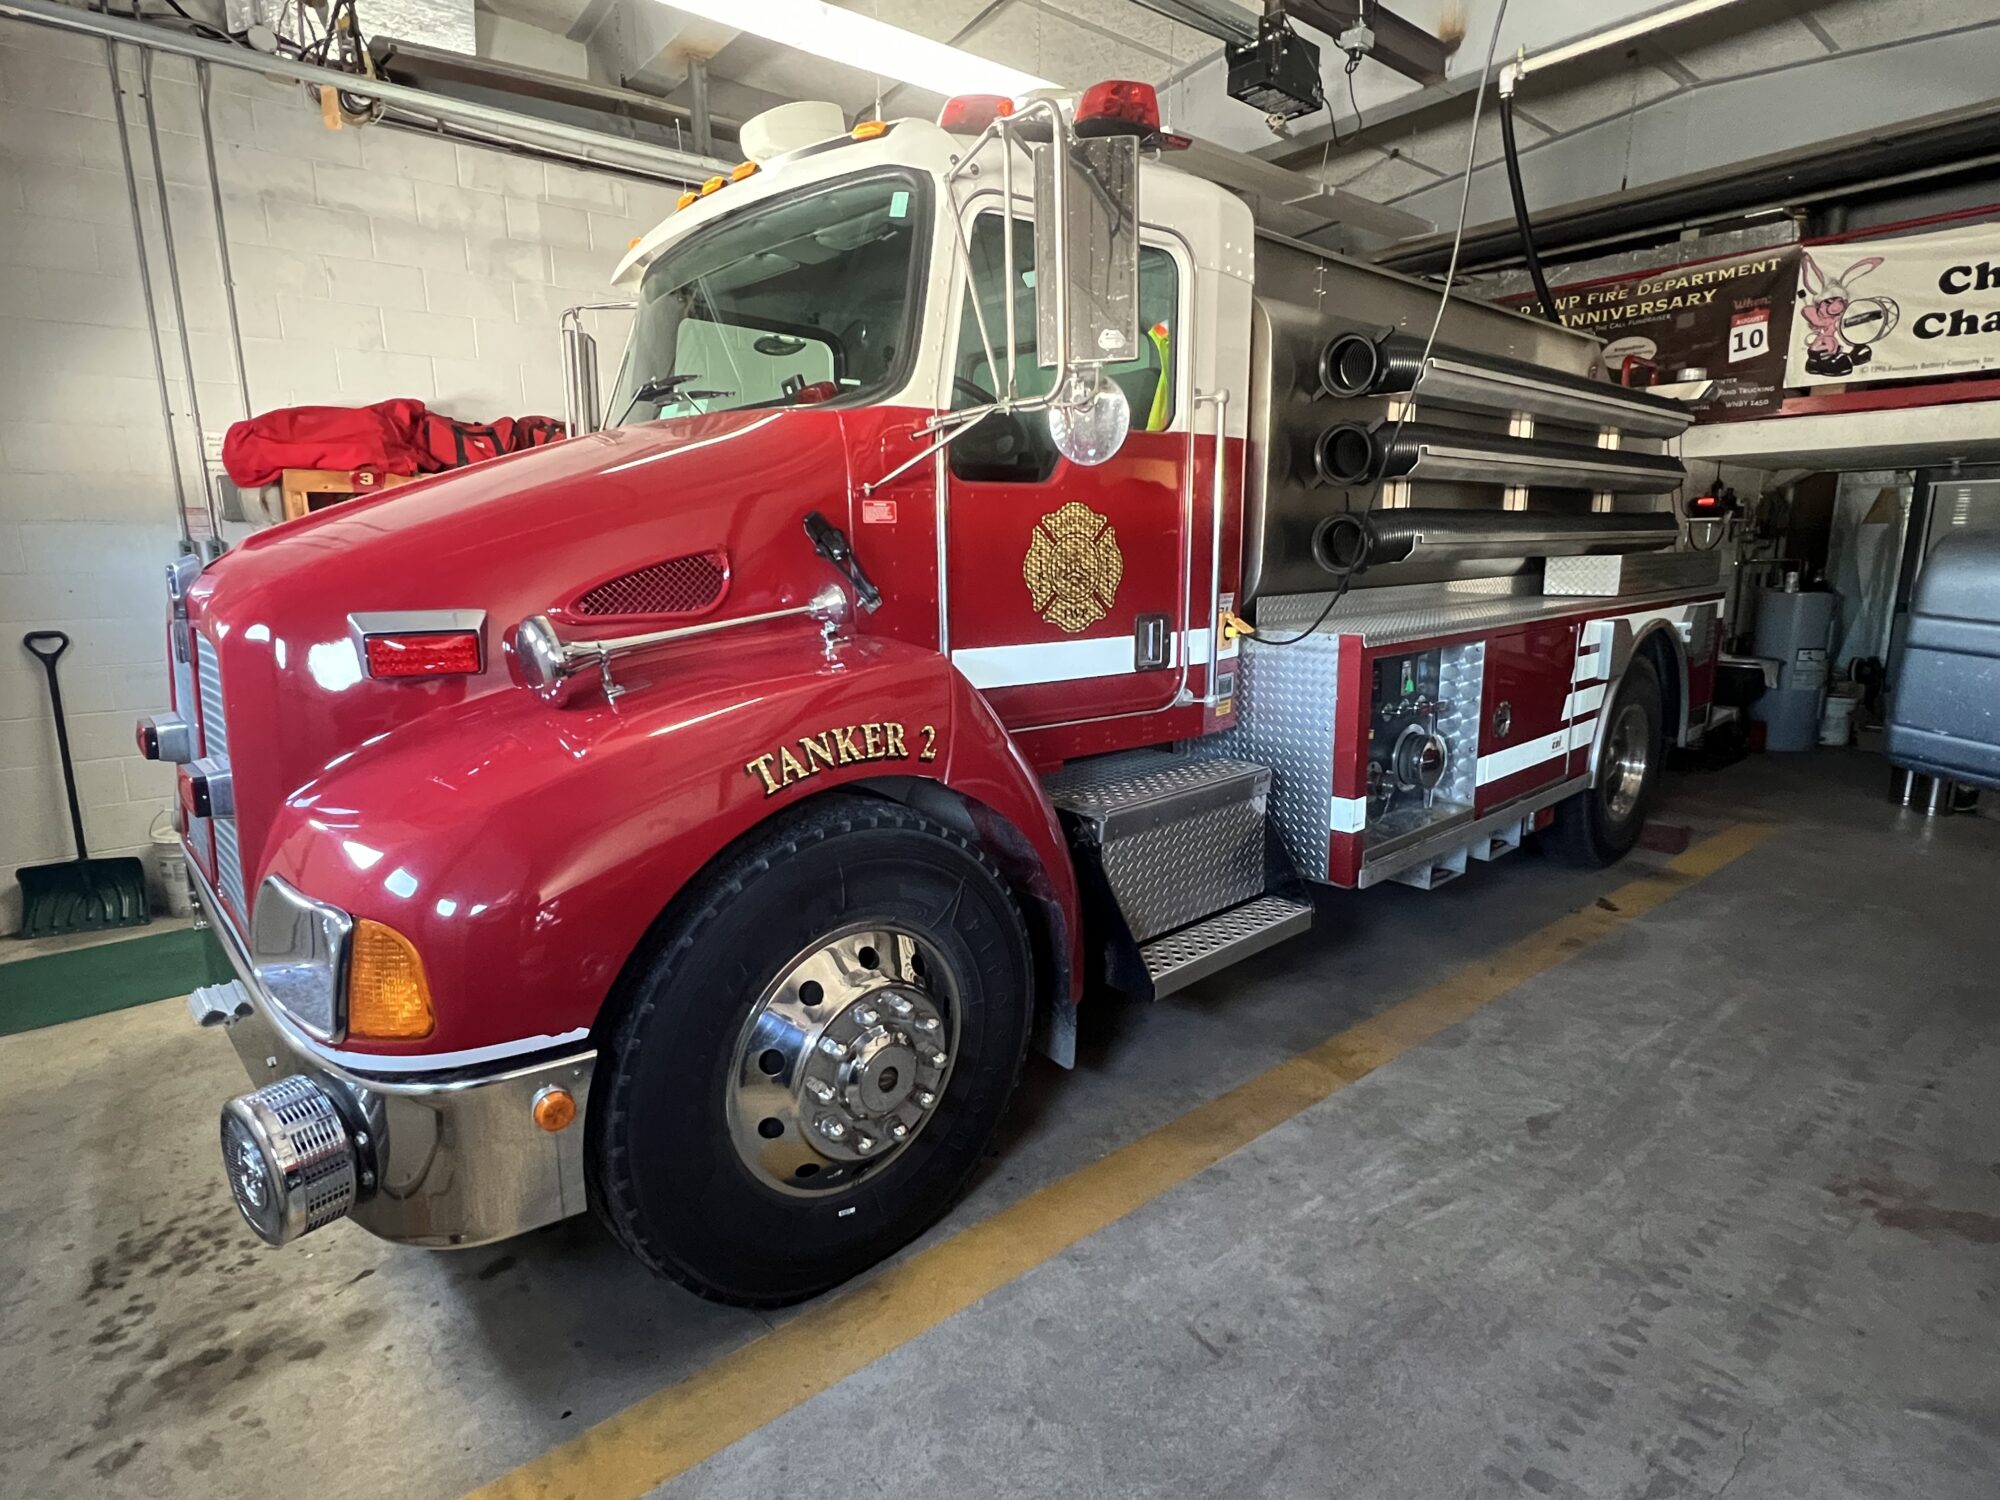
1544 656 1665 866
589 795 1034 1306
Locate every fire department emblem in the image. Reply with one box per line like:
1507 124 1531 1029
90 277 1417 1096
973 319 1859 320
1024 501 1123 634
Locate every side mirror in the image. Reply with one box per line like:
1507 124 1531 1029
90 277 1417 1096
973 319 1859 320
1032 133 1141 372
562 321 602 436
560 301 637 435
1047 367 1130 468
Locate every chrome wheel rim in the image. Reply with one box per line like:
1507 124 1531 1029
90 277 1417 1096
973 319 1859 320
725 922 958 1197
1601 700 1652 823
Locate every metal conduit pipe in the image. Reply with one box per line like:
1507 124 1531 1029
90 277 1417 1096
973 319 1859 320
1313 509 1679 574
0 0 730 185
1312 421 1686 495
103 39 193 556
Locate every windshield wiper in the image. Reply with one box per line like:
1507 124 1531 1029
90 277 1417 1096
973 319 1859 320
616 372 703 425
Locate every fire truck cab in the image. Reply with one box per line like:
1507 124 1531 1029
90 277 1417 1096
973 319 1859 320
149 82 1718 1305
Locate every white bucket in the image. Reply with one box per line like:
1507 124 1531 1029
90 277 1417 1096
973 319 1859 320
1819 688 1861 747
151 809 193 918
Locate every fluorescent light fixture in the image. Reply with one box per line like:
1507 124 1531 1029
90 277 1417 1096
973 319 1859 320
662 0 1055 99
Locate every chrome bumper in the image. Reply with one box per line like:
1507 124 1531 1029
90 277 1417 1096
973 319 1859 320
187 863 595 1249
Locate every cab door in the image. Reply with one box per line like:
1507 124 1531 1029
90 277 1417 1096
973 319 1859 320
940 210 1190 730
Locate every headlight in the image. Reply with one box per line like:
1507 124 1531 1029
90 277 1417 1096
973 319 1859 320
250 876 353 1040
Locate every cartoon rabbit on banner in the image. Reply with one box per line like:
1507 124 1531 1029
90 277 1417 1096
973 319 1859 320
1798 251 1902 378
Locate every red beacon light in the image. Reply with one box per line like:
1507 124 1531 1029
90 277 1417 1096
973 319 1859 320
1074 80 1161 139
937 94 1013 134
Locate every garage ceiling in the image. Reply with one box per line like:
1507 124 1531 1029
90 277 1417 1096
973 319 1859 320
479 0 1221 120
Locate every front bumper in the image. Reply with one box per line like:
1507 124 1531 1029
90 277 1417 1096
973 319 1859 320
188 860 595 1249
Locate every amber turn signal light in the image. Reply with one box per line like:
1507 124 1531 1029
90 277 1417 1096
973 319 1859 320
532 1086 577 1133
346 919 436 1040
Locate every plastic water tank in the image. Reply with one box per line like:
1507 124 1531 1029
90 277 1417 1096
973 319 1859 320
1751 587 1836 752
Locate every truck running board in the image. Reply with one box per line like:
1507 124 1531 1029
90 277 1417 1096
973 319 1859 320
1142 895 1314 998
1044 749 1312 1000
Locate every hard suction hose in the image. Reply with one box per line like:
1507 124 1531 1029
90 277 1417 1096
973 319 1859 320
1313 423 1379 486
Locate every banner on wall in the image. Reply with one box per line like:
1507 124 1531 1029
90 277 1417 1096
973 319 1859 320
1499 247 1799 421
1786 225 2000 386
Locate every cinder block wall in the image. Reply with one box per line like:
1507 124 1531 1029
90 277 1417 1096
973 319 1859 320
0 18 685 933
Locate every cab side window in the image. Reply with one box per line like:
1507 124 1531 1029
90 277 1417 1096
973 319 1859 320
948 214 1179 483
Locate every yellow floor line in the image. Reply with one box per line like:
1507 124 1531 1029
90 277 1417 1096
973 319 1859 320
467 821 1776 1500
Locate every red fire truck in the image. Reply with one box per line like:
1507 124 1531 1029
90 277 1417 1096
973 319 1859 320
143 82 1720 1305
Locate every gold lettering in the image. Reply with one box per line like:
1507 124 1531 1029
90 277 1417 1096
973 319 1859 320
919 724 938 761
778 746 810 786
745 754 781 795
801 732 839 772
862 722 886 758
832 725 864 764
884 722 908 758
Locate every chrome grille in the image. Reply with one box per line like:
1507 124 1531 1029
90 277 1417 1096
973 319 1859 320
197 634 247 920
172 618 213 872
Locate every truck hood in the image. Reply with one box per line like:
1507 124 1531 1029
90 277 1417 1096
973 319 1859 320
185 408 858 907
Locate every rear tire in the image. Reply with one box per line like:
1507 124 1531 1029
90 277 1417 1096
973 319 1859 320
588 795 1034 1306
1544 657 1665 867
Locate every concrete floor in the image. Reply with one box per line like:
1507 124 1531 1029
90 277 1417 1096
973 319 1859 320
2 751 1996 1498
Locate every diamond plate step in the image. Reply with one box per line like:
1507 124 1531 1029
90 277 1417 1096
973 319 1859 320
1045 751 1276 945
1142 895 1313 998
1042 752 1271 840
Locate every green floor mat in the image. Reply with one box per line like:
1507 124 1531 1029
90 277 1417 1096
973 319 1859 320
0 927 235 1037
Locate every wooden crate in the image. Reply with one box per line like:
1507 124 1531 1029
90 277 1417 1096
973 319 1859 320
280 468 417 520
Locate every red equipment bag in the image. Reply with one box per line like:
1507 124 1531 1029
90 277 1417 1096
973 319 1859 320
223 401 568 488
508 417 567 451
415 412 511 470
220 398 430 487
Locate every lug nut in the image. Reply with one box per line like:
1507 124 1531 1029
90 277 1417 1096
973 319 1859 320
806 1078 835 1102
916 1091 935 1109
815 1115 847 1140
854 1007 879 1027
915 1016 940 1033
886 995 913 1016
925 1048 948 1067
855 1135 876 1153
817 1036 845 1058
890 1121 908 1140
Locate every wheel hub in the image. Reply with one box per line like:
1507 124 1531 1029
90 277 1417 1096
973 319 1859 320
1602 700 1651 822
727 926 956 1195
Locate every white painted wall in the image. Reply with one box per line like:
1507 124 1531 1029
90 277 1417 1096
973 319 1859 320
0 17 684 933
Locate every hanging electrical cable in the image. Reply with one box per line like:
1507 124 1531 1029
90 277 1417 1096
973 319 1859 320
1257 0 1514 647
1499 84 1561 324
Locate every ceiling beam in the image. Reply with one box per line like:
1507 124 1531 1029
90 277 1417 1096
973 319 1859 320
1283 1 1454 85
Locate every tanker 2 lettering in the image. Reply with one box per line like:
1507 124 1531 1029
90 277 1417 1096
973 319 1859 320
745 721 939 796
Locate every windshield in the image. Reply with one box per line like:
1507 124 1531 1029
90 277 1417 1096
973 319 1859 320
606 173 926 427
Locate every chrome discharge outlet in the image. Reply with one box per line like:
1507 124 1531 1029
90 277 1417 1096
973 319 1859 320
220 1075 361 1246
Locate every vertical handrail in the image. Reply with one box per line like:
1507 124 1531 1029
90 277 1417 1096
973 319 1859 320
1204 386 1230 706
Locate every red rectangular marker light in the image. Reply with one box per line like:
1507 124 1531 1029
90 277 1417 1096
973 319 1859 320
363 631 483 679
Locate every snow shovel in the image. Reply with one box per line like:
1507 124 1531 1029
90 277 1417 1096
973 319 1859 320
14 631 150 939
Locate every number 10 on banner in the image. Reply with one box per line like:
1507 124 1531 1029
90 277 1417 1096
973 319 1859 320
1729 310 1770 362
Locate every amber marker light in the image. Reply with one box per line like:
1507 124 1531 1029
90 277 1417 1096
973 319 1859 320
346 919 436 1040
675 190 698 210
851 119 889 140
532 1086 577 1132
700 175 727 196
730 160 759 181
